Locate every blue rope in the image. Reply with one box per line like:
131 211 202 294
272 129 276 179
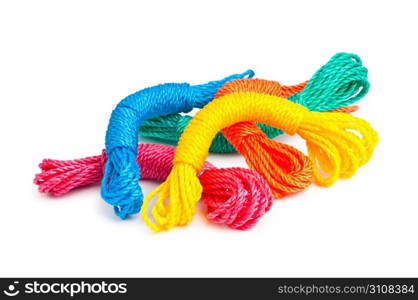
102 69 255 219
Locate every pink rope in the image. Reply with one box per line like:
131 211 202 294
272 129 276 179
34 143 273 230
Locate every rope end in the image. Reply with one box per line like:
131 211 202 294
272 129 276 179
142 163 202 231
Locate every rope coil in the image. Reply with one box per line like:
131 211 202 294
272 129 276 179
142 92 378 232
34 143 273 230
102 70 254 219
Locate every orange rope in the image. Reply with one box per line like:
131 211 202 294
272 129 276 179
224 122 313 198
329 105 358 113
215 79 308 98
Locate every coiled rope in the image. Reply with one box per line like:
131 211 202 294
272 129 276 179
142 92 378 232
34 143 272 230
102 70 254 219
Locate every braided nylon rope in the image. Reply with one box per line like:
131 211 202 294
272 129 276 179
102 70 254 219
142 92 378 232
34 143 273 230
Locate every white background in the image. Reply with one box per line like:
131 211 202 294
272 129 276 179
1 0 417 277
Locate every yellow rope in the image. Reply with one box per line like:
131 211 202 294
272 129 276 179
141 92 378 232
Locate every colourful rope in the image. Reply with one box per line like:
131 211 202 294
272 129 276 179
140 52 369 153
142 92 378 232
143 78 358 199
34 144 272 230
102 70 254 219
141 72 362 198
218 79 359 198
